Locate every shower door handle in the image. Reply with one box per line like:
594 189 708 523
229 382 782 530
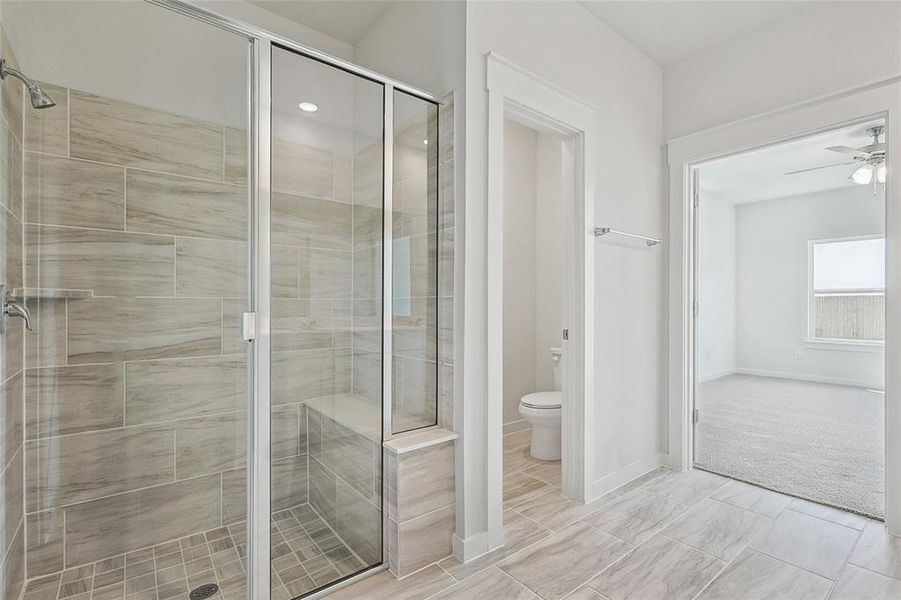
1 286 32 332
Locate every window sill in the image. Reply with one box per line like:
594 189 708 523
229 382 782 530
804 338 885 353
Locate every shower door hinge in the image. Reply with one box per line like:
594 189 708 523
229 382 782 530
562 329 569 340
241 312 256 342
693 408 699 424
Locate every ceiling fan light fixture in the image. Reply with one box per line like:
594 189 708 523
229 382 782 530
851 164 874 185
877 163 887 184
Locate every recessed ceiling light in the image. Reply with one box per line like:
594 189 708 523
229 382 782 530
298 102 319 113
422 139 429 145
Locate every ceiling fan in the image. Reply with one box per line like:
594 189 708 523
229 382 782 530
785 125 886 185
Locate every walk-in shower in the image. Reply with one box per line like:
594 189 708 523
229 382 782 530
0 1 443 599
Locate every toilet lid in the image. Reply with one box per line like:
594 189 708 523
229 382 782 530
521 391 562 409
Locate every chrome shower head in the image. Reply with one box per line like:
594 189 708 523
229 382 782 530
27 86 55 109
0 58 55 109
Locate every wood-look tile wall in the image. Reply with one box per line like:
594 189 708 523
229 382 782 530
307 406 381 567
20 83 338 579
0 24 26 600
385 440 456 577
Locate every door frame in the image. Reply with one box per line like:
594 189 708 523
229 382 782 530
485 53 596 548
667 79 901 532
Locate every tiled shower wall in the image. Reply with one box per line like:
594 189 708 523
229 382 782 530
20 80 359 579
0 24 26 600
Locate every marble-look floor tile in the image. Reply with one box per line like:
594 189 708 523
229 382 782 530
848 520 901 579
829 564 901 600
504 470 551 510
711 480 792 518
439 509 550 581
499 522 633 600
788 498 867 531
749 508 860 579
588 534 725 600
429 567 540 600
514 489 612 532
641 469 728 506
611 468 670 497
325 564 455 600
696 548 831 600
522 460 562 487
565 587 608 600
661 498 770 561
581 488 690 545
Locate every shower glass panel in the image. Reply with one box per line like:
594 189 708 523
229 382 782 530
11 1 251 598
270 46 384 597
392 91 439 433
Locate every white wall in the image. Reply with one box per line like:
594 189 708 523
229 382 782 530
663 1 901 139
353 0 465 98
734 186 885 389
534 134 566 392
462 0 663 551
503 120 538 426
697 191 736 381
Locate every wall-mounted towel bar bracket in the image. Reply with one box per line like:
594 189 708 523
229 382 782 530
593 227 661 247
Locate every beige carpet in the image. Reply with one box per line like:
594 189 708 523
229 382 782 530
695 374 884 518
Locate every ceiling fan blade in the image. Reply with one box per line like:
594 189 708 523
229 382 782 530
826 145 871 159
785 161 857 175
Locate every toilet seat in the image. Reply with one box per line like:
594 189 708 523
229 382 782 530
521 391 562 410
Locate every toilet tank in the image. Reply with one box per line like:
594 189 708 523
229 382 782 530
550 347 563 390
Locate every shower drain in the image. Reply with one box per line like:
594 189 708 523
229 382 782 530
189 583 220 600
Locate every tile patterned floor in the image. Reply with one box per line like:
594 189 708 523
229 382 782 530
329 429 901 600
22 503 366 600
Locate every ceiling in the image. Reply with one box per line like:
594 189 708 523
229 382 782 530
699 119 886 204
578 1 819 65
248 1 391 45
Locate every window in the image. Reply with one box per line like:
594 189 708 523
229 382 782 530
809 237 885 343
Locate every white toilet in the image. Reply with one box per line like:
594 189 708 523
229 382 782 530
518 347 563 461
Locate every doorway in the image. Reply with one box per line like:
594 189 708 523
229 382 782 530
692 119 887 518
500 117 571 507
482 54 596 553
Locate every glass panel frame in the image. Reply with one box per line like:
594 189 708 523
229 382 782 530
144 3 441 599
391 90 440 435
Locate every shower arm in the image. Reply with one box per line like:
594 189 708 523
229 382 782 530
0 58 40 92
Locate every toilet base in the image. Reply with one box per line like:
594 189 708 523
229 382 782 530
529 424 561 461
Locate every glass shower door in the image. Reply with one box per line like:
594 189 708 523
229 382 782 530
13 2 253 599
269 46 384 597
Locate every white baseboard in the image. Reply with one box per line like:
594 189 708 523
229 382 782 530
590 453 666 501
735 368 883 390
503 419 530 435
697 369 736 383
452 530 489 563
